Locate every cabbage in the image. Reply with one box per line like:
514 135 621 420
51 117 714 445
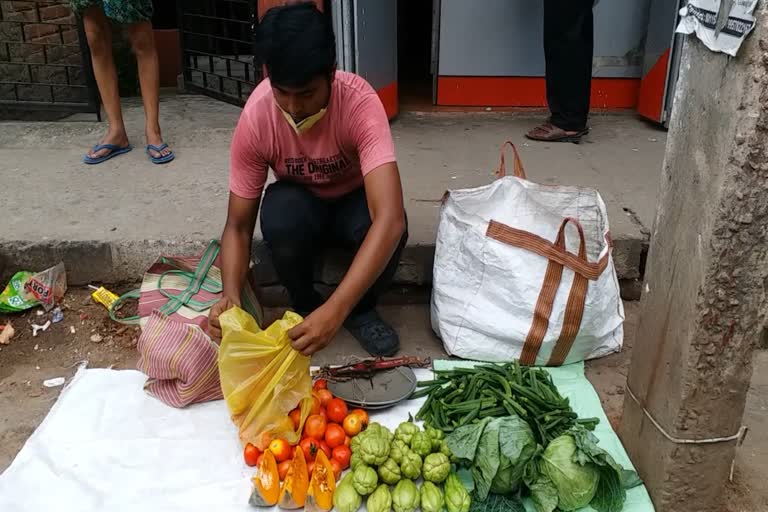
447 415 536 501
541 435 599 511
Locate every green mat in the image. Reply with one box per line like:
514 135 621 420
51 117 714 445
432 359 655 512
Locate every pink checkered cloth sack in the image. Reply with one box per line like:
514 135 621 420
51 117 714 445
111 240 263 408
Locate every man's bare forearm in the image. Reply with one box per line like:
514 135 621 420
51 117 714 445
220 225 253 306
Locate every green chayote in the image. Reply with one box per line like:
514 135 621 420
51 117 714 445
395 421 420 445
366 422 386 438
439 439 452 458
378 457 402 485
390 439 409 464
400 449 423 480
351 465 378 496
420 481 445 512
360 435 391 466
334 473 363 512
426 427 445 451
411 431 433 458
445 472 472 512
367 484 392 512
392 479 420 512
423 452 451 483
351 434 362 454
350 452 363 471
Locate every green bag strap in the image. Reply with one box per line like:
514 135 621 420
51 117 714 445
109 289 141 325
108 240 221 325
156 269 222 312
157 240 220 317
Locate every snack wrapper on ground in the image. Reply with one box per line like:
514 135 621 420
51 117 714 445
0 263 67 313
218 307 313 450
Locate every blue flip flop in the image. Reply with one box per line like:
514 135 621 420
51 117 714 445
146 143 175 164
83 143 132 164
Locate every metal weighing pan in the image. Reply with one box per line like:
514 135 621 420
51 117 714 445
327 367 418 410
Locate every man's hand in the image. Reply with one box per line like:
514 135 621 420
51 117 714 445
209 296 239 340
288 303 345 356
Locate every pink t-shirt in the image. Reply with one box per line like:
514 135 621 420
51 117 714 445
229 71 396 200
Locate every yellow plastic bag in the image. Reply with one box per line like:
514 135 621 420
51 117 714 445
218 307 313 450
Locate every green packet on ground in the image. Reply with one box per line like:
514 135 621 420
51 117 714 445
0 271 39 312
0 263 67 313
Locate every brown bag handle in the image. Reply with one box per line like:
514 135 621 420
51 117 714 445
487 217 601 366
496 141 527 180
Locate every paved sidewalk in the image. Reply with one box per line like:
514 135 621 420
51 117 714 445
0 94 665 288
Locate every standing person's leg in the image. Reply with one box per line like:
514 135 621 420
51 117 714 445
260 181 330 314
76 3 131 162
527 0 594 142
330 187 407 356
123 0 174 163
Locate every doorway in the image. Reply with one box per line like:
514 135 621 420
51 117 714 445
397 0 434 110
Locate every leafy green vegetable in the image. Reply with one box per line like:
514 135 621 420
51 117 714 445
446 417 491 462
468 493 526 512
541 435 599 510
569 425 642 512
446 415 537 500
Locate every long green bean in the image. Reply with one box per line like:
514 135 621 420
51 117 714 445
408 361 599 444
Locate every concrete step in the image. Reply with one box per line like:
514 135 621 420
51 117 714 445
0 95 661 293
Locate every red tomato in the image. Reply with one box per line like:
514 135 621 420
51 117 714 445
319 408 328 421
316 389 333 407
329 458 343 481
344 436 351 447
326 398 348 424
278 459 292 481
325 424 346 449
303 414 327 440
317 440 332 459
243 443 261 467
309 396 322 416
255 452 265 467
289 408 302 431
268 438 292 463
307 460 315 477
313 379 328 390
300 437 319 462
332 445 352 469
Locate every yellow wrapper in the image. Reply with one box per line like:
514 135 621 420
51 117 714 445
91 287 119 309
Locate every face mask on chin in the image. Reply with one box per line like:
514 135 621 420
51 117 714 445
278 105 327 135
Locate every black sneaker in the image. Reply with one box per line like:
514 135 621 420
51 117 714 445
344 310 400 356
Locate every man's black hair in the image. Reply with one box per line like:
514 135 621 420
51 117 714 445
255 3 337 87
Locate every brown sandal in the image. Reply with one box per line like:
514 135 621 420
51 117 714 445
525 122 588 143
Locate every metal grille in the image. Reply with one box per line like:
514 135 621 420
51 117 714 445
0 0 99 115
178 0 259 106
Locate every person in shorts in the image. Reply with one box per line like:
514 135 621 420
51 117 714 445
70 0 174 164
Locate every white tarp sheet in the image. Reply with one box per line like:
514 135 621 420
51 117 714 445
677 0 758 57
0 364 654 511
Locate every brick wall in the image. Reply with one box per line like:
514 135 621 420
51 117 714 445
0 0 90 105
